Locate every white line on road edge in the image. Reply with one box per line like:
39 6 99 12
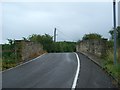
72 53 80 90
1 53 46 73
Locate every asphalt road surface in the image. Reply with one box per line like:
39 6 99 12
2 53 78 88
76 52 115 88
2 53 115 88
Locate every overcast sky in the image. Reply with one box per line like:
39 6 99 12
1 2 117 43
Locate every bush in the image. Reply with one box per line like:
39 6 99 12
102 49 120 84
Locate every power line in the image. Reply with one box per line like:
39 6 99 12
57 29 74 41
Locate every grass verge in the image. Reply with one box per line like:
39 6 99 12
101 49 120 87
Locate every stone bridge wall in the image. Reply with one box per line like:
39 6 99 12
15 40 44 61
76 39 108 57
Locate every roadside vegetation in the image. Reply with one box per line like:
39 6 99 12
2 26 120 86
77 26 120 86
2 34 76 70
102 26 120 85
2 39 21 70
82 33 102 40
28 34 76 53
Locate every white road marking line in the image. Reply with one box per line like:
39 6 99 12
1 53 46 73
72 52 80 90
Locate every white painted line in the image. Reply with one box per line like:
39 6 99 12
72 53 80 90
1 53 46 73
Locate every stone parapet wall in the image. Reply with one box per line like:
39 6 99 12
15 40 43 61
76 39 108 57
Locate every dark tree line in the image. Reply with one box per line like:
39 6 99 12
28 34 76 52
82 33 102 40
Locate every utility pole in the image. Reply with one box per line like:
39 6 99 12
54 28 57 42
113 0 117 64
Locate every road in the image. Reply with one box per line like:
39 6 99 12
2 53 78 88
76 52 115 88
2 53 115 88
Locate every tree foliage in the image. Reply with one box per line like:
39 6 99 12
109 26 120 46
28 34 76 52
82 33 102 40
28 34 53 52
7 39 15 45
52 41 76 52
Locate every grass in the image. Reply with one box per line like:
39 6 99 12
2 51 46 71
102 49 120 86
2 59 17 70
105 64 120 79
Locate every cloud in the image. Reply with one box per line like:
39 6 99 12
2 2 113 43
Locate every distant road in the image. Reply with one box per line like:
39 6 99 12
2 53 78 88
2 52 115 88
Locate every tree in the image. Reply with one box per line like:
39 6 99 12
7 39 14 45
109 26 120 46
109 26 120 63
28 34 76 52
22 37 28 41
82 33 102 40
117 26 120 45
28 34 39 42
28 34 53 52
109 26 120 39
7 39 15 49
